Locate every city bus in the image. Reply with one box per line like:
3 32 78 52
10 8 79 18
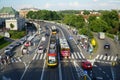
59 38 70 58
46 53 58 67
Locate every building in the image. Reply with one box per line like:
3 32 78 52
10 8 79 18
5 18 25 30
19 7 39 18
0 7 25 31
0 7 19 18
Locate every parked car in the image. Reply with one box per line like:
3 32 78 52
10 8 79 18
81 61 92 70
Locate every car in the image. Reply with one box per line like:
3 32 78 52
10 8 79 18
24 41 31 47
22 47 28 55
9 44 16 50
81 61 92 70
15 41 21 46
37 46 44 54
45 32 50 36
5 51 15 57
104 43 110 49
69 35 73 40
4 47 11 53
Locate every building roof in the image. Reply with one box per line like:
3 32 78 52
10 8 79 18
0 7 18 15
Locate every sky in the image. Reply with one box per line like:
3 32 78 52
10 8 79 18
0 0 120 11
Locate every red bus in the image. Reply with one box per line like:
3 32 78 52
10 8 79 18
59 38 70 58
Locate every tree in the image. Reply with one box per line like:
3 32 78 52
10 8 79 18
83 10 90 15
89 19 109 32
10 23 14 30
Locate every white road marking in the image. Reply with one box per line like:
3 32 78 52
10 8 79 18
107 56 110 61
96 55 100 59
36 54 40 60
18 57 22 62
114 56 117 61
103 56 106 60
43 53 46 59
40 54 43 60
111 56 114 61
71 53 74 59
77 52 81 59
99 55 103 60
74 52 77 59
32 53 37 60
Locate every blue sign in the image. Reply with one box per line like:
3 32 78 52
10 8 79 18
84 70 87 75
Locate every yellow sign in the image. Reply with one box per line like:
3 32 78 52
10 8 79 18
91 38 96 46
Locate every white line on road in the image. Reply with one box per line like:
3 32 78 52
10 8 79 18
20 62 29 80
96 55 100 59
43 53 46 59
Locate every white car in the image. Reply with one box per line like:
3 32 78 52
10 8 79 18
37 46 43 54
22 47 28 55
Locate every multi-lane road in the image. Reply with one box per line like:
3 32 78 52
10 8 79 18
0 21 120 80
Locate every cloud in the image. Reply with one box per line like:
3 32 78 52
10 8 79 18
93 0 98 2
45 3 52 8
69 1 80 7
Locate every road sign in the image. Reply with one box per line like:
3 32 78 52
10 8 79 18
84 70 87 75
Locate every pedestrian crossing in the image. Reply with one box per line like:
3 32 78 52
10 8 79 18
95 54 118 62
0 57 22 65
33 53 46 60
70 52 85 60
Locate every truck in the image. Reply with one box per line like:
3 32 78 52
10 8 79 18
98 32 105 39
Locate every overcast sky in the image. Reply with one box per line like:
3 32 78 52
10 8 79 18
0 0 120 10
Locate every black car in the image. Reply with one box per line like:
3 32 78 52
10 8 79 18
5 51 15 57
104 43 110 49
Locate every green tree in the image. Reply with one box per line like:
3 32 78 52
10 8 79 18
89 19 109 32
10 23 14 30
83 10 90 15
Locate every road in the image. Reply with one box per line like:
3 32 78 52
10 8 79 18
0 21 120 80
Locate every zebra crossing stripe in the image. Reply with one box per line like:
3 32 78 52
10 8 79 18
74 52 78 59
103 56 107 60
77 52 81 59
99 55 103 60
96 55 100 59
36 54 40 60
18 57 22 62
111 56 114 61
40 54 43 60
32 53 37 60
80 52 85 59
107 56 110 61
43 53 46 59
71 53 74 59
114 56 117 61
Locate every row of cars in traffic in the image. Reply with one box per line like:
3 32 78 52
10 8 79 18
0 36 27 64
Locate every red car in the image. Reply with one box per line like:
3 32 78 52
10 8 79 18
24 41 31 47
81 61 92 70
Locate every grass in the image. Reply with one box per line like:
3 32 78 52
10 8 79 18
0 40 11 49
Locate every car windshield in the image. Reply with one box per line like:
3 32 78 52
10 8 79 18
48 56 56 63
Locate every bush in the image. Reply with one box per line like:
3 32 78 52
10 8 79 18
8 30 26 39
